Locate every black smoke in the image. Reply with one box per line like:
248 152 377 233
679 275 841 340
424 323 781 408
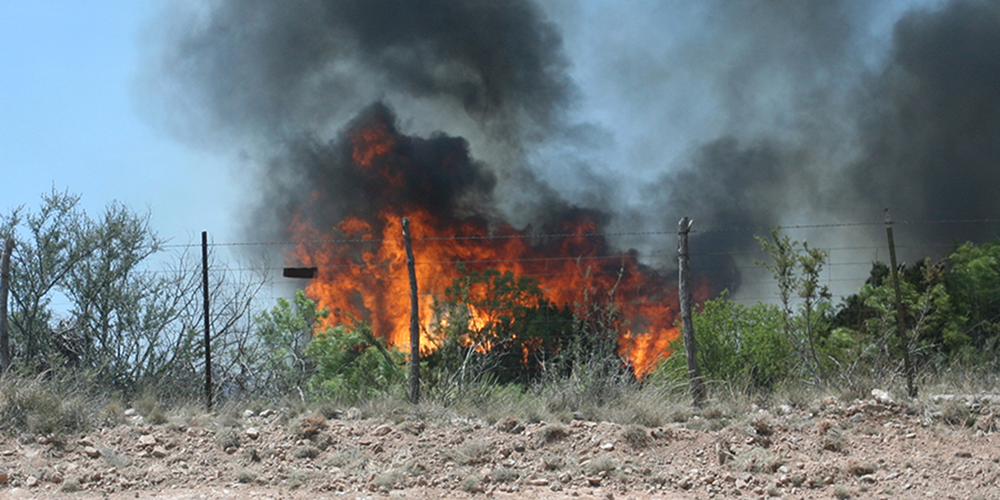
842 0 1000 242
138 0 586 245
259 102 500 239
625 0 1000 282
139 0 1000 295
140 0 573 147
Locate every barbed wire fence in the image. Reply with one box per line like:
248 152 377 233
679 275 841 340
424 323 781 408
144 217 1000 404
11 216 995 404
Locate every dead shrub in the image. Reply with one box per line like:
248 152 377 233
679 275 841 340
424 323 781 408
622 424 651 448
535 423 570 445
292 412 327 437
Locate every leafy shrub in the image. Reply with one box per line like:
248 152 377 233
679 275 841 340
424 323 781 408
305 321 404 400
425 266 574 388
655 292 790 390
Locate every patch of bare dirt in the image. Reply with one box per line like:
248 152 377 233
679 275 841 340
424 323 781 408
1 392 999 499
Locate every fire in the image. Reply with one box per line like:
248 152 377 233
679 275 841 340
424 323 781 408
286 103 693 377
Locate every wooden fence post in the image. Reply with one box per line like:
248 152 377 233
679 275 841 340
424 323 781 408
678 217 705 406
202 231 212 411
884 210 916 398
402 218 420 404
0 238 13 372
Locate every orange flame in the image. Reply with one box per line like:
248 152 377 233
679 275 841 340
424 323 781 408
286 108 697 377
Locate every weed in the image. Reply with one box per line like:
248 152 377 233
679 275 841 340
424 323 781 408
326 448 367 470
291 412 327 437
846 460 876 476
815 418 836 435
373 468 404 489
60 478 82 492
821 428 846 453
446 439 492 465
214 428 241 451
286 469 312 489
0 373 98 437
541 453 565 470
833 485 852 499
731 448 784 473
622 424 651 448
460 472 483 493
134 391 168 425
292 445 320 460
940 400 974 427
535 423 570 445
102 400 127 427
491 467 519 483
583 455 618 475
236 468 256 484
100 448 132 468
750 413 774 437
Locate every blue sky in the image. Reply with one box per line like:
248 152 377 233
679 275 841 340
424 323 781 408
0 1 238 245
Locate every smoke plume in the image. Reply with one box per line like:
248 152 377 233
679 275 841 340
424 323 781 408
139 0 1000 295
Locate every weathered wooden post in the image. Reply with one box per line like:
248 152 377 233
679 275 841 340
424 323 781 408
0 238 13 372
202 231 212 411
884 209 916 397
402 218 420 404
678 217 705 406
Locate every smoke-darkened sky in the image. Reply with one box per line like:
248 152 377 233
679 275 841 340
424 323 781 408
6 0 998 299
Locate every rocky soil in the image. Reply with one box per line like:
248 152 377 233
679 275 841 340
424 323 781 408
1 391 999 500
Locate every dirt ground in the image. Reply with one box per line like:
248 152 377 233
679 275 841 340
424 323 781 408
1 391 998 500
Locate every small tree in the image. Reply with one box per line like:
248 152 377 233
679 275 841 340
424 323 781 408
253 290 322 395
755 228 832 386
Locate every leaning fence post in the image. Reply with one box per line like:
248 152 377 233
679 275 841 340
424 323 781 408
402 218 420 404
678 217 705 406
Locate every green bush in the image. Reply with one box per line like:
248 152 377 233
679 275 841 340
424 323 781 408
305 321 404 400
655 292 790 390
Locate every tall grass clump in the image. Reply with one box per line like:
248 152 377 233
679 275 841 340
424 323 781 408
0 371 105 437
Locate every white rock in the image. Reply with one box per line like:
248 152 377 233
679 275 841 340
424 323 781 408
599 442 615 451
245 427 260 440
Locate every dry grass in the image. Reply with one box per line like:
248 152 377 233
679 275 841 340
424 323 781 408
0 373 105 438
292 412 328 437
535 423 570 445
326 448 368 470
445 439 492 465
373 468 405 489
583 455 619 476
622 424 651 448
730 447 785 473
